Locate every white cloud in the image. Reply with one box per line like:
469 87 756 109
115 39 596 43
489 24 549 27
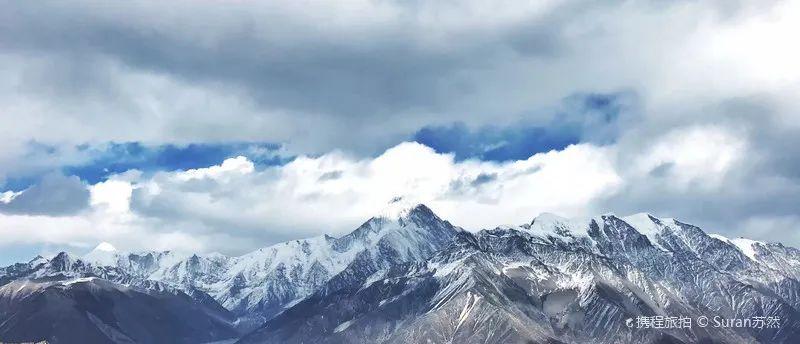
0 133 797 258
0 142 622 256
90 178 134 213
702 0 800 86
177 156 255 181
631 125 747 189
0 191 21 203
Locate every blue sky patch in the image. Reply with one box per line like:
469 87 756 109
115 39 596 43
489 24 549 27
1 142 290 191
64 142 289 184
414 122 579 161
413 92 635 161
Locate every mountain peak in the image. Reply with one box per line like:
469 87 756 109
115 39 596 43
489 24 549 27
528 212 591 239
46 251 75 272
376 197 428 220
92 242 117 252
52 251 72 261
334 200 452 253
28 255 47 267
84 242 120 266
530 212 569 225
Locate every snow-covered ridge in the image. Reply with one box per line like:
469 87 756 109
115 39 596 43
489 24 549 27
6 203 799 344
17 206 785 292
516 211 779 264
527 212 593 239
12 201 462 320
708 233 766 261
525 212 674 247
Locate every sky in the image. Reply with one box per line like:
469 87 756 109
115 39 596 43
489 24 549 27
1 0 799 265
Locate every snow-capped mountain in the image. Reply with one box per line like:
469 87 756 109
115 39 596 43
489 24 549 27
3 204 800 343
52 202 462 324
239 212 800 344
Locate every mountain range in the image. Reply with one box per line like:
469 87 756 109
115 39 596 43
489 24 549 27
3 200 800 343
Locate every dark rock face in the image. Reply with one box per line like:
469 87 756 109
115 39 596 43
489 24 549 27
0 278 239 344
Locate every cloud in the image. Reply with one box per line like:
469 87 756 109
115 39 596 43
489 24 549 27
0 133 798 258
0 173 90 216
117 132 800 254
125 141 617 250
0 142 620 256
0 0 799 260
318 171 344 181
471 173 498 186
0 0 794 157
593 122 800 235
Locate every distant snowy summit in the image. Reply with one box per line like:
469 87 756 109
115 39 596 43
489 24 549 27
82 241 119 266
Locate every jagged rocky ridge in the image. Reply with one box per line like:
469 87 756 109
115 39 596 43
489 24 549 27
3 204 800 343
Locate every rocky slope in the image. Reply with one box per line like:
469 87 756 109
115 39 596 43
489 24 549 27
0 262 239 344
